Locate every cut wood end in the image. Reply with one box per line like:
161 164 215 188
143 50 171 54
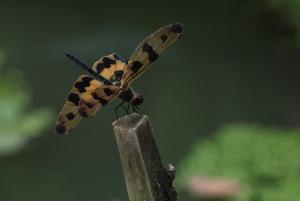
112 113 148 130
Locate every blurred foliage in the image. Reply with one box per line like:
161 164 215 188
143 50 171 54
2 1 300 200
177 123 300 201
0 50 53 156
267 0 300 42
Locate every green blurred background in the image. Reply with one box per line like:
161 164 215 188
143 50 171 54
0 0 300 201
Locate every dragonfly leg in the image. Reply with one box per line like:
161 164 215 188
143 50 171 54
114 101 125 119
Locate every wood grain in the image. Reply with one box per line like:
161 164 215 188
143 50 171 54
113 113 176 201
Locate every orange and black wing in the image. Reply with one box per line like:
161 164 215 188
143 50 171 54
54 75 104 134
121 23 183 85
76 53 127 118
92 53 127 82
78 84 120 118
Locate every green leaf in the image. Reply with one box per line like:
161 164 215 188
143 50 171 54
177 123 300 201
0 49 54 156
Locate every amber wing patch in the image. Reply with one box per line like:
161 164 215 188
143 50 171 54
92 53 127 82
121 23 184 85
78 84 120 118
54 75 103 134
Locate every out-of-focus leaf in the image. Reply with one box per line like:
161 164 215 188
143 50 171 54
177 123 300 201
0 49 54 156
267 0 300 44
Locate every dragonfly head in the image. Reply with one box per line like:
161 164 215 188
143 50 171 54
131 93 143 106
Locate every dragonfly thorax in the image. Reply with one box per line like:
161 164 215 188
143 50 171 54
118 86 143 106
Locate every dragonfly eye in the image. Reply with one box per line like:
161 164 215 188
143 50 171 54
132 94 143 105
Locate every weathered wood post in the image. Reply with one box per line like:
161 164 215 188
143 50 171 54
113 113 177 201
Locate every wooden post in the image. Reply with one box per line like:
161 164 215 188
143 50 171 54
113 113 177 201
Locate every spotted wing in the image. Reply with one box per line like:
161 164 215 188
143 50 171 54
92 53 127 82
78 84 120 118
121 23 183 85
54 75 103 134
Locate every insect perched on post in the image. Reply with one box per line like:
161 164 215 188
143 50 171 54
54 23 184 134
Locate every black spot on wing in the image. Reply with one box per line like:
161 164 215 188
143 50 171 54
103 57 116 66
82 76 93 84
96 57 116 73
74 82 85 93
66 112 76 120
78 100 93 117
104 88 114 96
142 43 158 62
91 92 109 105
68 93 80 105
161 35 168 42
114 70 124 82
113 53 127 63
78 107 88 118
131 61 143 73
75 77 92 93
86 102 95 108
169 23 184 33
55 124 66 134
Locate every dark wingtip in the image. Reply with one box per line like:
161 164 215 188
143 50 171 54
54 124 67 135
170 23 184 34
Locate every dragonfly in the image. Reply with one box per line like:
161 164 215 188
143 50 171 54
54 23 184 134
